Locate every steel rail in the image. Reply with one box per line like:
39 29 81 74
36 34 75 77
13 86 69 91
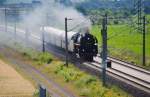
89 62 150 93
92 61 149 85
108 56 150 75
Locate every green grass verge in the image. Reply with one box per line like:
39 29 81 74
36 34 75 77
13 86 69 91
18 47 132 97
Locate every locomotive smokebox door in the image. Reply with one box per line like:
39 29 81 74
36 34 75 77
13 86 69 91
107 60 112 68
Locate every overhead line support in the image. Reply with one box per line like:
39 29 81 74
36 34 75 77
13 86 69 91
142 16 146 66
101 14 108 86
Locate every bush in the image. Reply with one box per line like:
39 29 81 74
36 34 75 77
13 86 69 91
22 50 53 65
114 20 119 24
38 52 53 64
33 89 39 97
75 75 97 88
55 64 83 82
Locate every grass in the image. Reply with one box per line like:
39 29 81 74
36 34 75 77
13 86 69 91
91 22 150 70
54 64 131 97
16 47 132 97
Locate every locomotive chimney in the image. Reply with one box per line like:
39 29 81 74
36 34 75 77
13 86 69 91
79 26 90 34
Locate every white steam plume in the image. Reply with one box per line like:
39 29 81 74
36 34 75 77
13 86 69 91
21 0 91 33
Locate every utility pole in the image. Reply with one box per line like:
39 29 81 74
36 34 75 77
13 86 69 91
142 16 146 66
64 17 72 67
138 0 142 28
14 17 17 41
65 18 69 67
25 9 29 46
4 6 7 33
25 26 29 45
14 7 17 41
135 0 146 66
101 14 107 86
42 26 45 52
134 0 143 32
46 13 49 26
41 13 47 53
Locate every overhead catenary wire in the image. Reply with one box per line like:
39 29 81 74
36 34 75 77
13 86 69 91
106 12 149 40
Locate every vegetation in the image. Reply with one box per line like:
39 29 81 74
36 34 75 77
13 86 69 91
74 0 150 25
16 47 131 97
23 51 53 65
91 21 150 69
33 90 39 97
74 0 150 69
54 63 131 97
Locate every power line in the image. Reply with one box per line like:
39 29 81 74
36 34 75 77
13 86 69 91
134 0 144 32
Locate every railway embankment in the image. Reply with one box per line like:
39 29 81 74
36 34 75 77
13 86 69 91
0 44 132 97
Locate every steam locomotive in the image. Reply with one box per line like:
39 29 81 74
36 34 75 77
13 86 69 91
43 27 98 61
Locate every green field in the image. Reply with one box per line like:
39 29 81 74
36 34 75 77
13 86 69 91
91 23 150 70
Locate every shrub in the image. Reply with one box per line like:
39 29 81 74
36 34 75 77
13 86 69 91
22 50 53 65
55 64 83 82
38 52 53 64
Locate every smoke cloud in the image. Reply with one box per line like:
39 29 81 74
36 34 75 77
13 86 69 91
0 0 91 50
21 0 91 32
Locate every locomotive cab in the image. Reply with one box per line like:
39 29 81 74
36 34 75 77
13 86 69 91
72 32 98 61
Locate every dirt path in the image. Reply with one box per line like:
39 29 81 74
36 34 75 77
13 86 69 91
0 60 35 97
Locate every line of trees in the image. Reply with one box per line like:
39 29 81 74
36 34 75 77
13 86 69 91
74 0 150 25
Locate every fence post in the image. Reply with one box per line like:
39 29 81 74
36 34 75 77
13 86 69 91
39 85 46 97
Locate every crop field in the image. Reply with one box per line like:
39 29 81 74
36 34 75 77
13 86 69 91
0 59 35 97
91 20 150 69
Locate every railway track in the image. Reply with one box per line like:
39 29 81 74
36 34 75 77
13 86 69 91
108 56 150 75
46 43 150 95
0 25 150 97
93 57 150 93
91 60 150 92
